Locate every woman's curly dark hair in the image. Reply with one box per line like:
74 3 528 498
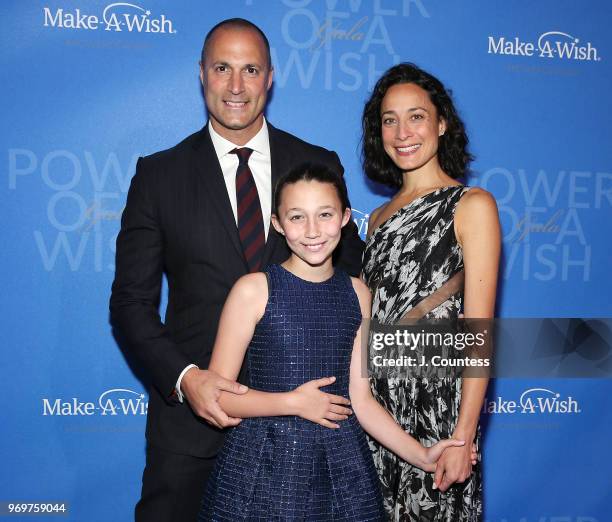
362 63 473 188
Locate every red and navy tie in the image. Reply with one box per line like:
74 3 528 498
231 147 265 272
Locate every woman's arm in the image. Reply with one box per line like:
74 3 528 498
348 278 467 472
209 273 352 427
454 188 500 439
434 188 501 491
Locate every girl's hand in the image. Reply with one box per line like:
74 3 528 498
289 376 352 429
420 439 466 473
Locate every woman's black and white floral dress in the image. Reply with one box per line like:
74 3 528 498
362 186 482 522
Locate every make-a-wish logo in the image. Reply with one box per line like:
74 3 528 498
42 388 148 416
482 387 581 414
488 31 601 61
43 3 176 34
351 208 370 239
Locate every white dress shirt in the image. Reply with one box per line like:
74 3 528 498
175 118 273 402
208 118 272 239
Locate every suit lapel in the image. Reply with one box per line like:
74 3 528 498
192 127 246 267
261 124 290 268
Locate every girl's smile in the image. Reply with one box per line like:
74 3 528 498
272 179 351 280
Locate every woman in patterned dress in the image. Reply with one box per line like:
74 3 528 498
361 63 501 521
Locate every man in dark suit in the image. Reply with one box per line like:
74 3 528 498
110 18 364 521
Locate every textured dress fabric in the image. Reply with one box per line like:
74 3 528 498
200 264 384 521
362 186 483 522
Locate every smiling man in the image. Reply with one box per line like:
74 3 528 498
200 24 273 145
110 18 364 522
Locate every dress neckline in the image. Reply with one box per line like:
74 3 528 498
277 264 336 285
366 185 464 244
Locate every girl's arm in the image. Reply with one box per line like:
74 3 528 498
348 278 467 473
433 188 500 491
209 273 352 428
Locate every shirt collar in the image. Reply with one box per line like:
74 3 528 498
208 117 270 160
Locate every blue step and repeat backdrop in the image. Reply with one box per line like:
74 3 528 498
2 1 611 520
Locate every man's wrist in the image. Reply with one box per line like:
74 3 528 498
175 364 199 403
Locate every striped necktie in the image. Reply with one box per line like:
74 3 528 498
231 147 265 272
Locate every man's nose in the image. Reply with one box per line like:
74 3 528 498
229 71 244 94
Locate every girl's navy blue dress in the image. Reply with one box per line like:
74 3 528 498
200 264 384 521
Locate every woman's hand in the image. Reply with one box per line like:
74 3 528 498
419 439 467 473
289 376 352 429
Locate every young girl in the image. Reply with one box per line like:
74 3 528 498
199 164 472 521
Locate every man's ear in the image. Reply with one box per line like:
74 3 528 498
266 66 274 91
199 61 206 87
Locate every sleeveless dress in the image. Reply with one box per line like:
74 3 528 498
200 264 384 521
362 186 483 521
